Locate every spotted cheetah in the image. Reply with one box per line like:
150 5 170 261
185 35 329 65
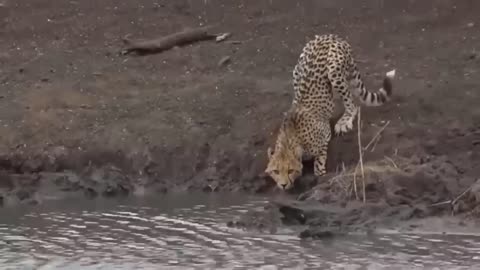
265 34 396 190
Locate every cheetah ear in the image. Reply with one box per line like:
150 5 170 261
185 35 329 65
267 147 274 159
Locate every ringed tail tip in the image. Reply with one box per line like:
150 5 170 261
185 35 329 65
386 69 396 79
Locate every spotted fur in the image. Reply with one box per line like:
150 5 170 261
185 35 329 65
265 34 396 190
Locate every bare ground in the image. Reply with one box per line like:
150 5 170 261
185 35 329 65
0 0 479 233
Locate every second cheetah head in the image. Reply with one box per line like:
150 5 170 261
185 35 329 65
265 146 303 190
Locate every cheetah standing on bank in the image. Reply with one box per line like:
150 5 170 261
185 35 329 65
265 34 396 190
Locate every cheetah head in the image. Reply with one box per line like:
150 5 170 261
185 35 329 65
265 146 303 190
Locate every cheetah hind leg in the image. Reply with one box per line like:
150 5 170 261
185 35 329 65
329 72 358 136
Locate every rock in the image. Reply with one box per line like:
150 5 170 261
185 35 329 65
83 165 132 197
0 171 14 191
49 172 81 191
84 187 98 199
299 228 338 239
21 158 44 173
16 190 31 201
225 203 285 234
278 204 307 225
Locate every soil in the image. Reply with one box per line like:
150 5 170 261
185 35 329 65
0 0 479 234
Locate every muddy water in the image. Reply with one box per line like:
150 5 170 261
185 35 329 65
0 193 479 270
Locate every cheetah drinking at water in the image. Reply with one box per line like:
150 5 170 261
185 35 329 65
265 34 396 190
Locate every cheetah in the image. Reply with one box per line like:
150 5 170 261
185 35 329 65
265 34 396 190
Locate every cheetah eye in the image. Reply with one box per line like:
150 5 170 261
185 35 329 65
272 170 279 175
288 169 296 174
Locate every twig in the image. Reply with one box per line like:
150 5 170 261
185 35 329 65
329 174 351 185
357 110 365 178
384 156 399 169
328 163 349 185
429 200 452 207
369 135 382 152
364 121 390 151
357 108 366 203
122 26 217 55
352 162 359 200
452 186 472 206
428 185 472 212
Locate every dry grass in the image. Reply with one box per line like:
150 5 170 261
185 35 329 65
328 156 405 200
329 109 405 202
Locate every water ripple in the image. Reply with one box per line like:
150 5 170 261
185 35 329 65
0 194 479 269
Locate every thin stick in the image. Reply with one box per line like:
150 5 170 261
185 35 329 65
451 186 472 206
384 156 399 169
364 120 390 151
357 108 366 203
450 185 475 216
328 163 350 185
429 186 472 214
369 135 382 152
429 200 452 207
352 162 359 200
335 161 345 174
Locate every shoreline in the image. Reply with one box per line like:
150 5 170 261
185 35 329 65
1 0 479 236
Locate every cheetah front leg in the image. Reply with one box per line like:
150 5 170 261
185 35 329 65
328 72 358 135
313 146 328 176
312 122 331 176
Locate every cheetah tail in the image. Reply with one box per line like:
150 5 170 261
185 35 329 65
357 69 396 107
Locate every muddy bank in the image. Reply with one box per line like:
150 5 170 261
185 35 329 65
0 145 272 206
228 151 480 237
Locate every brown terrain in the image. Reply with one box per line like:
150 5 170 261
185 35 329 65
0 0 479 234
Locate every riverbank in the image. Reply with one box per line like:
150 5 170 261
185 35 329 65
1 0 479 233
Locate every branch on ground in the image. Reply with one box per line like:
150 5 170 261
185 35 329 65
121 26 229 55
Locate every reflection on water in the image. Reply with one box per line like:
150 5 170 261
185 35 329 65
0 193 479 269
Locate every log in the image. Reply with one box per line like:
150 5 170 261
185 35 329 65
122 26 216 55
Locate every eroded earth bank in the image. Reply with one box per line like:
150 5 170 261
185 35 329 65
0 0 479 236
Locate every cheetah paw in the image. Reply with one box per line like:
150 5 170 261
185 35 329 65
334 119 353 135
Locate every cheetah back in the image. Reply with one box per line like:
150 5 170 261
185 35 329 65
292 34 354 120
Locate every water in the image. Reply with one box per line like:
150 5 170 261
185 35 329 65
0 193 479 269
